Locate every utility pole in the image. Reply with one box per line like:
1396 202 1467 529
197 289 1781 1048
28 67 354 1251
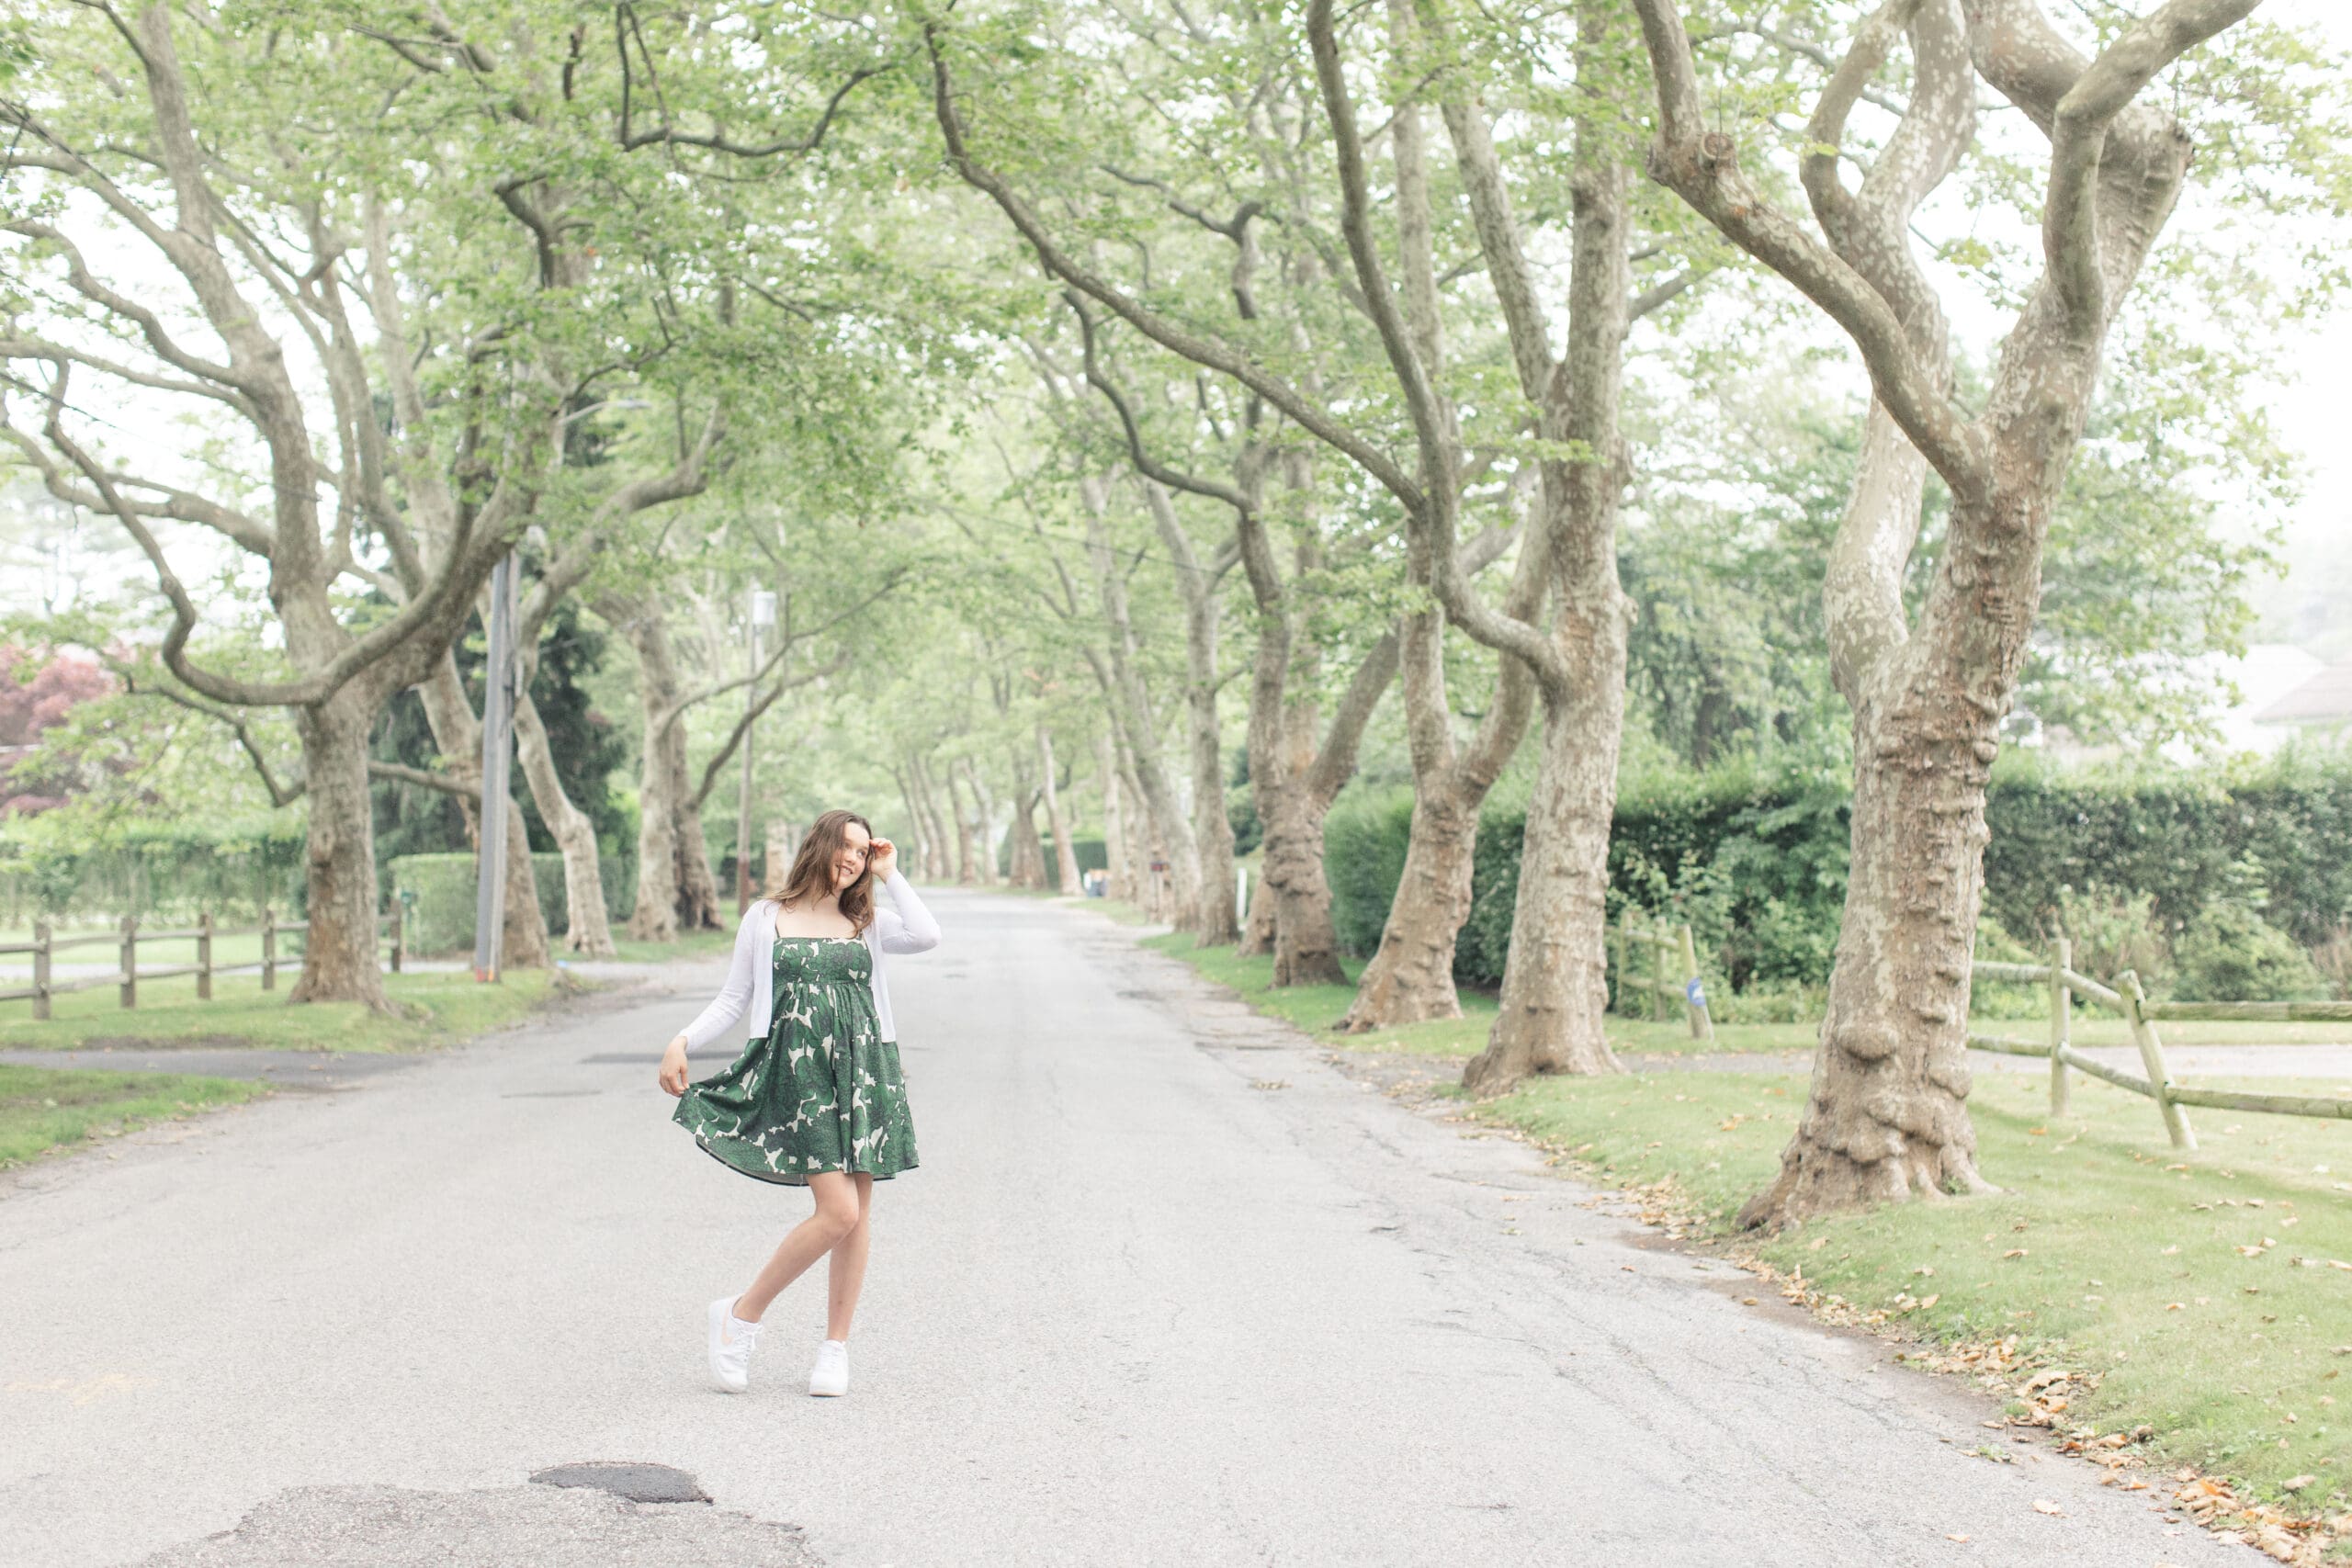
736 587 778 913
472 553 520 982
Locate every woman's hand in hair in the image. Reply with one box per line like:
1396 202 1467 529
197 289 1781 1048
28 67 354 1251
869 837 898 881
658 1035 691 1097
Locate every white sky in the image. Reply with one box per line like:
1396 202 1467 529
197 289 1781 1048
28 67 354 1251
2256 0 2352 554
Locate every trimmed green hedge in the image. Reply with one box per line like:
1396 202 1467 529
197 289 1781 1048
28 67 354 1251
390 852 631 954
1327 754 2352 994
0 827 307 925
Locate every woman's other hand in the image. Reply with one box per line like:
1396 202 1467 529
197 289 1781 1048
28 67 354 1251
658 1036 691 1097
869 837 898 881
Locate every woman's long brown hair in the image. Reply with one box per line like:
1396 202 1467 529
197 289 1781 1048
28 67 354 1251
764 809 877 934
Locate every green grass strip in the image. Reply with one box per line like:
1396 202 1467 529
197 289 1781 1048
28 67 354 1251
0 1064 266 1168
0 968 557 1053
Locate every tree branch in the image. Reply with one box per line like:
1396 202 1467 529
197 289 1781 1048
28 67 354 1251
925 25 1424 513
1627 0 1992 510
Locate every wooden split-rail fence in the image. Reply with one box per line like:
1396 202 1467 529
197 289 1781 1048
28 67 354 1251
0 906 407 1021
1969 937 2352 1150
1608 911 1714 1043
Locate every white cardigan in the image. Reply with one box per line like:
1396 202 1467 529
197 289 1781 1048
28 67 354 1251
678 872 940 1049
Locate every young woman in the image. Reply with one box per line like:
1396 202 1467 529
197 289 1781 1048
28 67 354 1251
657 808 941 1397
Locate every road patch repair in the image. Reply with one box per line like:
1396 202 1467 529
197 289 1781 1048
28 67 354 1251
130 1472 820 1567
528 1461 712 1504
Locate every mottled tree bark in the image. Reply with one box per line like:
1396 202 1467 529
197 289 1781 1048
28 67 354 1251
1008 751 1047 889
1461 149 1635 1093
606 597 692 942
1630 0 2254 1224
1099 732 1136 903
1340 549 1539 1031
515 683 615 956
288 692 387 1004
1140 481 1239 943
419 653 550 970
945 761 979 886
1038 727 1084 895
1341 58 1544 1032
1080 477 1200 920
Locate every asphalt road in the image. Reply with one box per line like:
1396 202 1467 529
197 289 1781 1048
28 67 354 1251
1 892 2257 1567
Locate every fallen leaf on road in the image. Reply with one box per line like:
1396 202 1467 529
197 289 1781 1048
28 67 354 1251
1741 1296 1758 1305
1945 1533 1969 1542
2031 1499 2064 1516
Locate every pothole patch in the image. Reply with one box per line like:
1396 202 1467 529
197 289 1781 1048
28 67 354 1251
133 1483 820 1566
529 1461 710 1504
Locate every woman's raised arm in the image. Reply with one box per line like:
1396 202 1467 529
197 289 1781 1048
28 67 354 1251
874 870 941 955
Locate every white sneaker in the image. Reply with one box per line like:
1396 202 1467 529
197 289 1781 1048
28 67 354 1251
707 1297 761 1393
809 1339 849 1397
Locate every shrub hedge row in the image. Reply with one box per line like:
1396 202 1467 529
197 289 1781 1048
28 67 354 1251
390 852 635 954
1325 754 2352 993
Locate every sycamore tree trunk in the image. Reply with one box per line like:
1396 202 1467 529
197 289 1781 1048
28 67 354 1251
1116 747 1175 921
906 754 950 882
1140 480 1239 943
1038 728 1083 895
289 691 388 1006
922 759 955 882
605 595 697 942
1742 637 2004 1218
675 800 722 928
967 761 1007 886
1340 523 1542 1030
1230 495 1396 986
515 685 616 956
1257 780 1345 986
1008 753 1047 888
1240 869 1277 953
1462 640 1630 1089
1460 158 1634 1094
1080 486 1202 924
947 761 979 885
420 654 550 968
1099 734 1135 902
1623 0 2246 1224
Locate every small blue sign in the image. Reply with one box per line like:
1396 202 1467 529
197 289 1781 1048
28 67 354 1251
1685 978 1707 1007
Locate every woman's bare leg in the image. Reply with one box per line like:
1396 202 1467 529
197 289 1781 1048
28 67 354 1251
825 1174 876 1340
733 1172 860 1322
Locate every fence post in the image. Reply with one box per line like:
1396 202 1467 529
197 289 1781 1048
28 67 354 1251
119 913 137 1010
197 910 212 1002
1609 917 1625 1015
32 918 50 1021
1656 911 1674 1024
1678 923 1713 1043
2048 936 2071 1119
2120 970 2196 1151
261 907 277 992
390 897 404 975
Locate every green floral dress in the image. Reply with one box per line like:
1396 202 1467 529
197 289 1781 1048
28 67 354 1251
673 936 919 1186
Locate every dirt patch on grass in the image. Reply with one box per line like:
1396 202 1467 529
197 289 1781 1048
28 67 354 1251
76 1033 256 1051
